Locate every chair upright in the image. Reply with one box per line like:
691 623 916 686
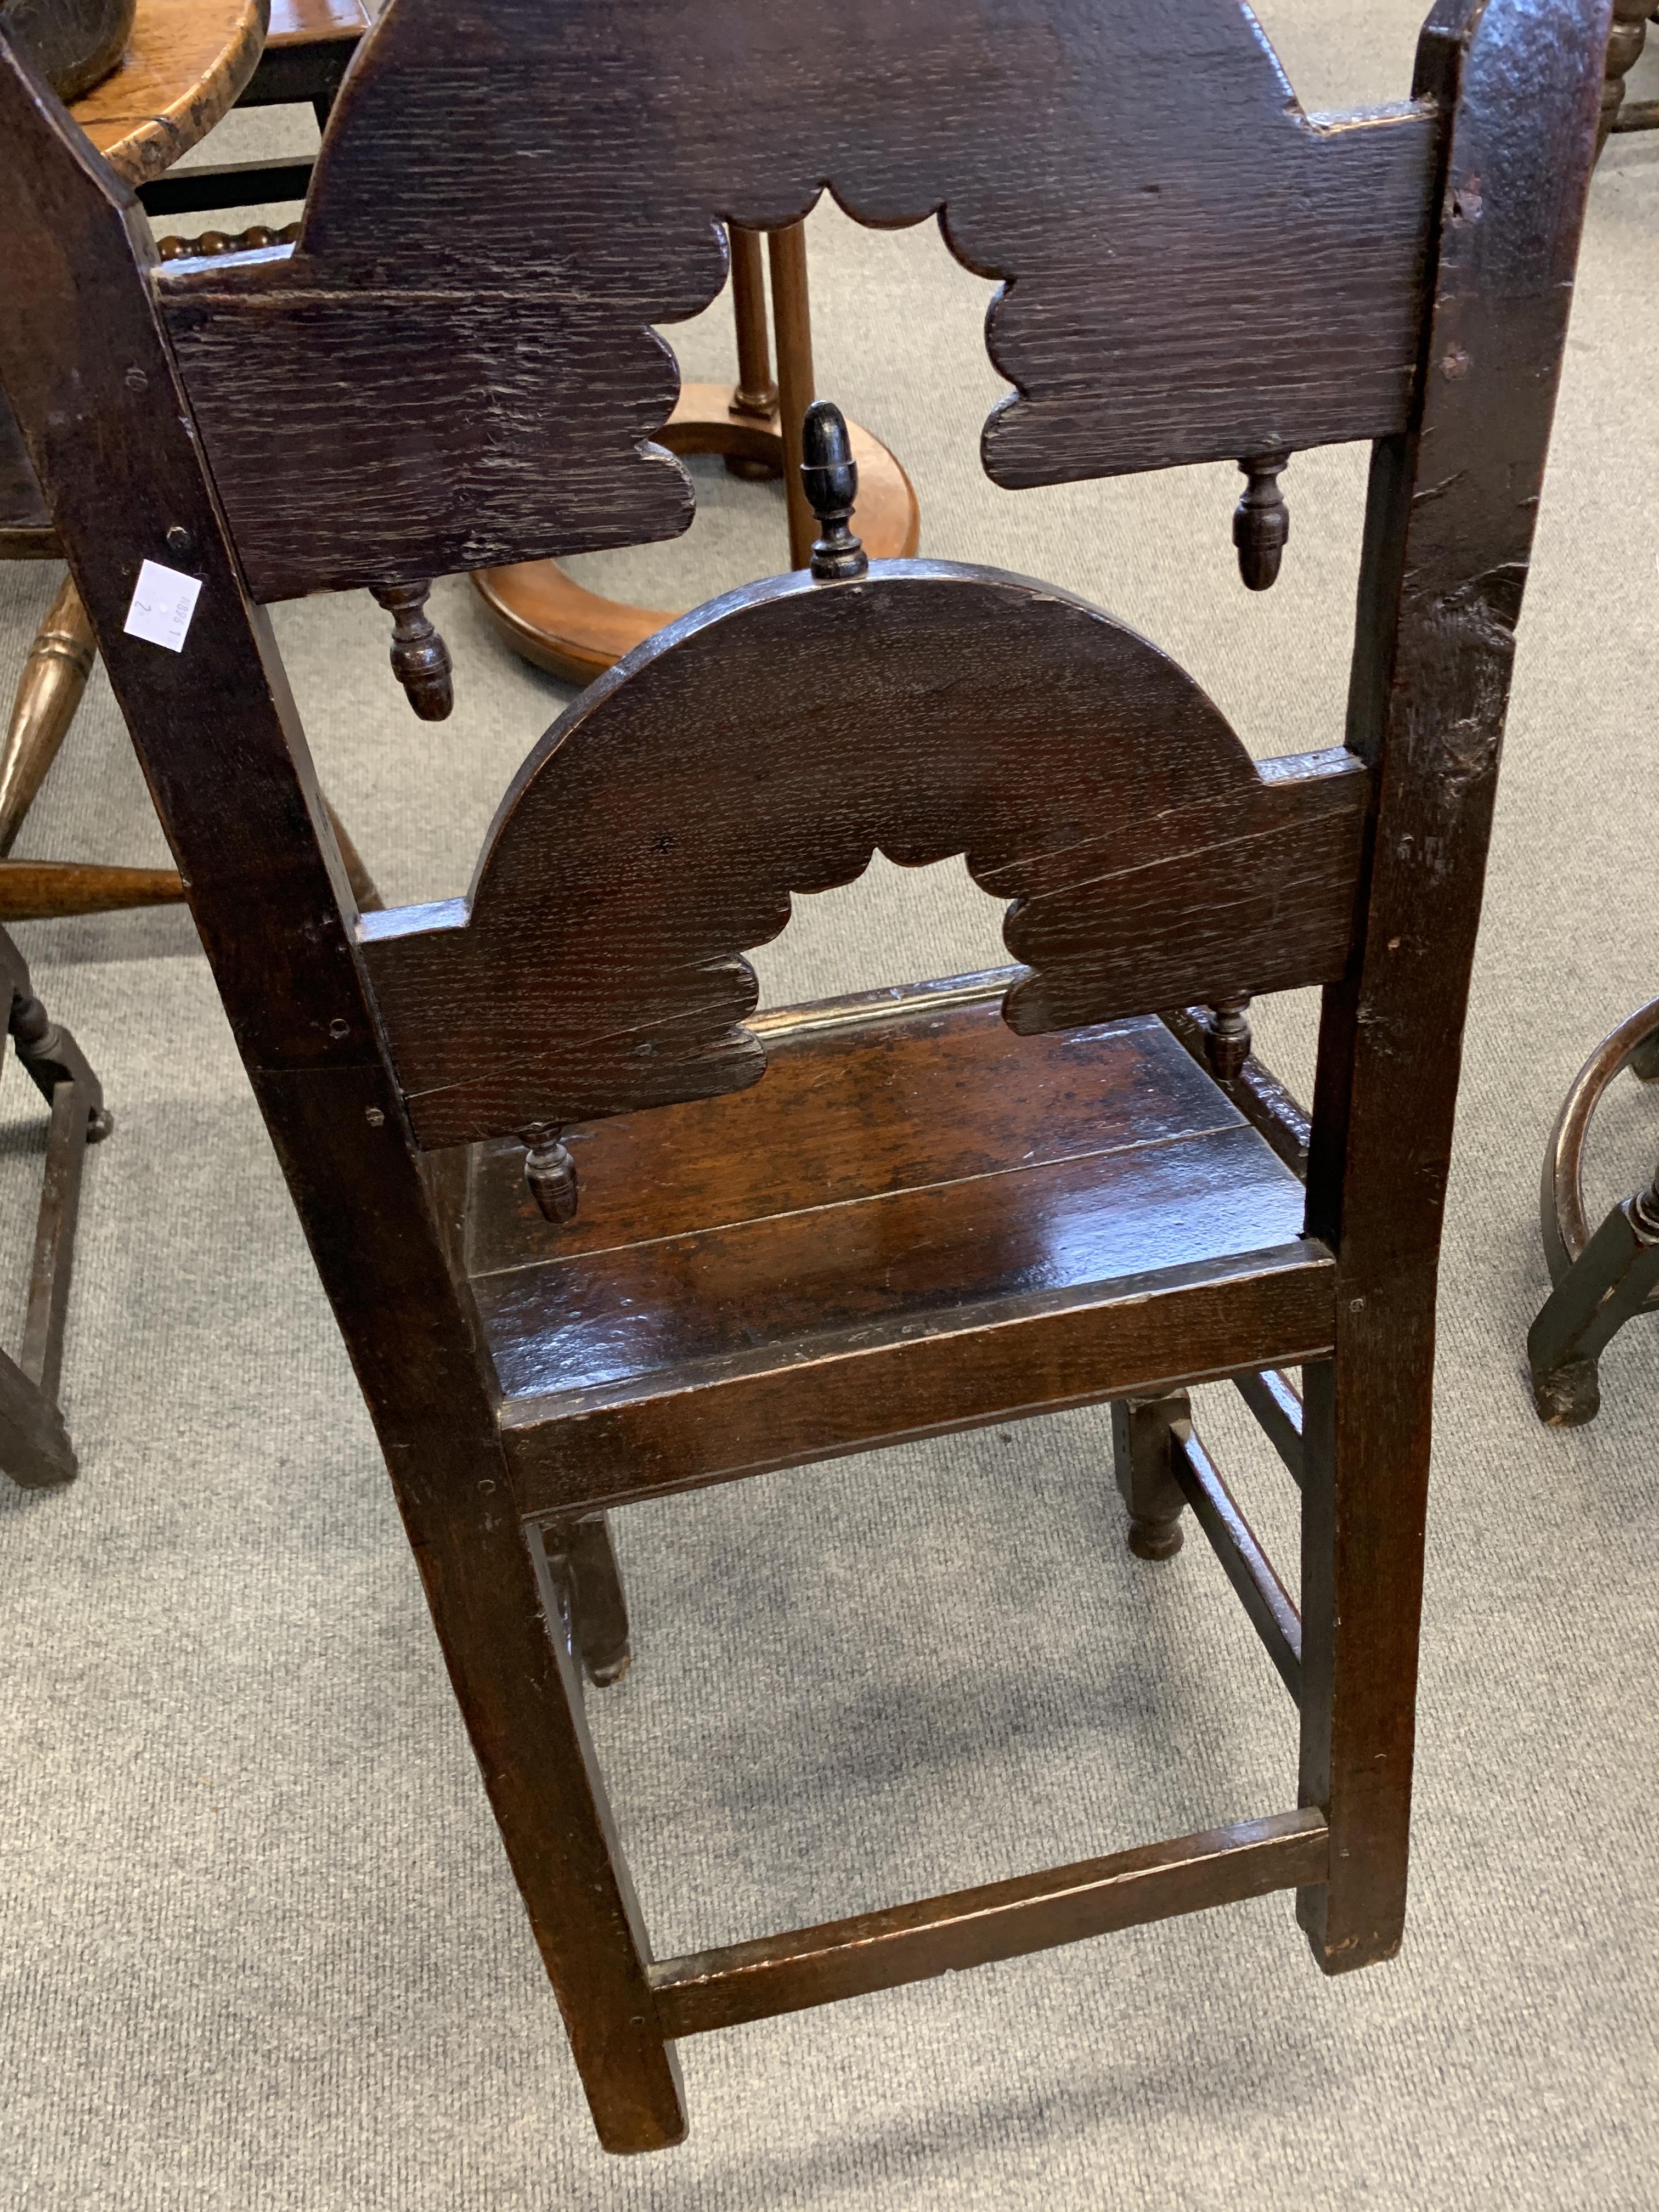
0 0 1610 2153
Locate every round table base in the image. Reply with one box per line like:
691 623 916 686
472 382 922 687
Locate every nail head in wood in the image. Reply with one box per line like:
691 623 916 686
800 400 868 582
1233 452 1290 590
369 579 454 721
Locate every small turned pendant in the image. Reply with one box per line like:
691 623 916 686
1205 996 1252 1082
522 1123 579 1225
1233 452 1290 591
800 400 869 582
370 579 454 720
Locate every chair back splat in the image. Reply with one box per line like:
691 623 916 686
0 0 1610 2154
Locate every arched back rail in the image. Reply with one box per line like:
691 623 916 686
153 0 1447 603
358 561 1369 1152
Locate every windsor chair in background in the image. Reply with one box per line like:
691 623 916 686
0 0 1610 2154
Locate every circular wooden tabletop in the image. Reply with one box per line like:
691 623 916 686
69 0 268 184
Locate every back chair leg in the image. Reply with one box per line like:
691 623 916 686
1111 1392 1191 1560
549 1511 633 1686
1296 1346 1429 1974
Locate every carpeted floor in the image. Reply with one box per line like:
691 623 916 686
3 4 1657 2206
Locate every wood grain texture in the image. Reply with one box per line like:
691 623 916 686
1295 0 1610 1975
1233 1364 1306 1487
1170 1422 1302 1701
70 0 267 183
154 0 1442 600
360 565 1368 1152
483 1001 1334 1514
0 41 687 2151
651 1810 1330 2037
0 0 1610 2150
2 0 264 547
0 574 98 851
0 858 185 918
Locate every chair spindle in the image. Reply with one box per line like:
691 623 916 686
370 579 454 720
1233 452 1290 590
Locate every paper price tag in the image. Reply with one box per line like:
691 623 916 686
123 559 203 653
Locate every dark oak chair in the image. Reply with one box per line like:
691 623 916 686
0 0 1609 2154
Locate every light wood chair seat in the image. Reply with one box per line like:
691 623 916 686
459 979 1333 1515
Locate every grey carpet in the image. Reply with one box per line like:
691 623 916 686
3 3 1658 2204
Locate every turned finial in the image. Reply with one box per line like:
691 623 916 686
800 401 868 582
370 580 454 720
1205 996 1252 1081
522 1124 579 1225
1233 452 1290 591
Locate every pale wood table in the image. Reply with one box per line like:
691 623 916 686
0 0 266 922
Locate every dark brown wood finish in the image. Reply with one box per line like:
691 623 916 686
652 1810 1330 2038
1296 0 1609 1974
1111 1391 1192 1561
1158 1002 1312 1176
359 579 1367 1152
149 0 1448 602
0 924 109 1489
1233 1366 1306 1488
0 0 1608 2154
1169 1423 1303 1703
0 40 687 2152
472 1000 1336 1514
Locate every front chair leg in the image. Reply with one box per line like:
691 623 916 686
1111 1392 1191 1560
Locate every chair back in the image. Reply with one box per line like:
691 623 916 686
0 0 1610 1265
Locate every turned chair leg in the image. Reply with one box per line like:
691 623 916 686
0 574 97 853
1600 0 1655 151
548 1512 633 1686
1111 1392 1191 1560
1527 1163 1659 1426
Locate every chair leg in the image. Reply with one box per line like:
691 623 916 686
549 1511 633 1686
1527 1173 1659 1426
1112 1392 1190 1560
435 1518 689 2150
1296 1346 1429 1975
0 574 96 855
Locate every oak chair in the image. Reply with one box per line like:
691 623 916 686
0 0 1609 2155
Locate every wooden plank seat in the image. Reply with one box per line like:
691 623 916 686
463 979 1336 1515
